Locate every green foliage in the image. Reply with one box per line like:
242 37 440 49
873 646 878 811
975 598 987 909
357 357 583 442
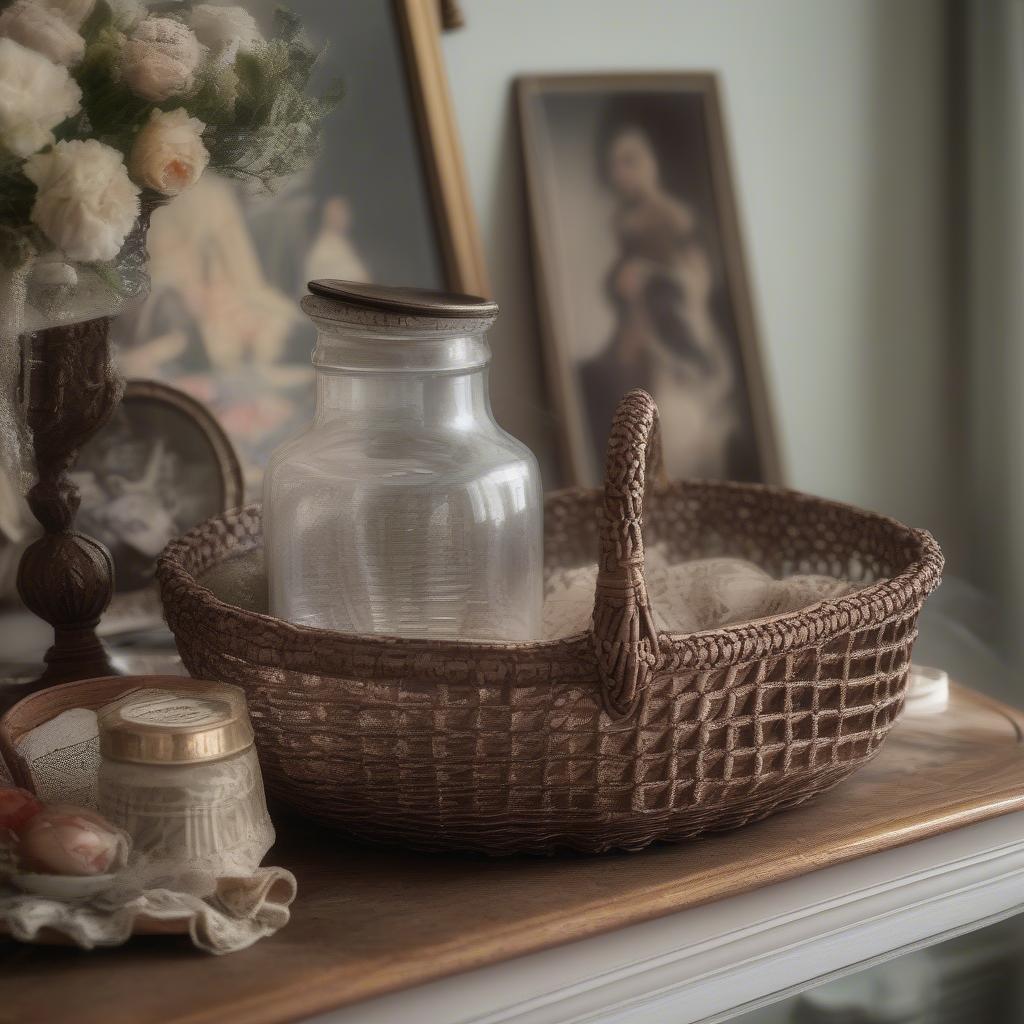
71 24 152 153
202 11 343 190
0 155 35 230
190 58 240 127
79 0 114 39
0 224 37 271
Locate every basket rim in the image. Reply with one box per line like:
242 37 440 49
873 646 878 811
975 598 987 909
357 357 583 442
643 478 943 667
156 479 943 677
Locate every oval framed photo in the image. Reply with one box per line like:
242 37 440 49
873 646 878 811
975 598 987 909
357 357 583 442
72 380 244 598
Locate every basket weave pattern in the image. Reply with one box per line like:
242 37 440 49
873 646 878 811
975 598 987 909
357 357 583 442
158 391 943 854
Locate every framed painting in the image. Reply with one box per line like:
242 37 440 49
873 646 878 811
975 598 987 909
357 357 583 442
112 0 487 492
518 73 781 487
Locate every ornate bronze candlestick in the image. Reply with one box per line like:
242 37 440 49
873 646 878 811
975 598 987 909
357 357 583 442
2 201 159 710
15 314 124 692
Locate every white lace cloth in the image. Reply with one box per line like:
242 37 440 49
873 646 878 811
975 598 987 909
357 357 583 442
0 868 296 954
3 707 296 954
544 549 858 640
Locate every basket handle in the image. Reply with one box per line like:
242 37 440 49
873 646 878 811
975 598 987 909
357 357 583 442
591 389 665 718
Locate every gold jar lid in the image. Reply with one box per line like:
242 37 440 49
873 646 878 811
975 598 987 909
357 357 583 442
98 682 254 765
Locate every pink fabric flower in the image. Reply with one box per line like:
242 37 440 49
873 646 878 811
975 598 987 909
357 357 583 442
17 806 128 876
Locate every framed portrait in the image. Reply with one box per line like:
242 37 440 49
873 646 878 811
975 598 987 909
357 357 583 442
72 380 243 601
112 0 487 492
518 73 782 487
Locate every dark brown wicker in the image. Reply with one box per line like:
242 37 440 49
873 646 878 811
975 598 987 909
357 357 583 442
157 390 943 854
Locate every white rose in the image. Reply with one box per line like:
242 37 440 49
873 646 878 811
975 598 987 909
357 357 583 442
120 16 202 102
129 107 209 196
0 38 81 158
38 0 96 30
190 4 262 56
25 139 141 262
0 0 85 67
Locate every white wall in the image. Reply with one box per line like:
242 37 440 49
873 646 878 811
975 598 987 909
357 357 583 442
443 0 957 552
965 0 1024 662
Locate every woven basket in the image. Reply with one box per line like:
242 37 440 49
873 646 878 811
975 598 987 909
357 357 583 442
157 390 943 854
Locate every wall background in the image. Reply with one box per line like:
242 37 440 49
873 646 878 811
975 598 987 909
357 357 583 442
442 0 959 560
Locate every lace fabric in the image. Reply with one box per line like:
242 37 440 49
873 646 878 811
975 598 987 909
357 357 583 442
98 747 275 897
15 708 101 808
3 703 292 954
0 867 295 955
543 547 859 640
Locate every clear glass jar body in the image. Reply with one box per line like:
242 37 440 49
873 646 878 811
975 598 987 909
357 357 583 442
263 308 543 641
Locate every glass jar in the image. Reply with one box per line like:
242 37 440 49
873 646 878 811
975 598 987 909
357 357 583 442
263 281 543 641
96 684 274 893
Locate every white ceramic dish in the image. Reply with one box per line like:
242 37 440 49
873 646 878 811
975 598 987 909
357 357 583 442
9 871 116 901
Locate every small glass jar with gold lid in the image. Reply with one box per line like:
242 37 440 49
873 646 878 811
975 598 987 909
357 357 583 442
96 683 273 892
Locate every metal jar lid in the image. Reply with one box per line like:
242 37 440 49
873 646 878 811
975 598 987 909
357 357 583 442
302 279 499 333
98 683 254 765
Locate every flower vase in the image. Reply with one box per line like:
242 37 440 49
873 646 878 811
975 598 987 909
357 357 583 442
1 201 158 710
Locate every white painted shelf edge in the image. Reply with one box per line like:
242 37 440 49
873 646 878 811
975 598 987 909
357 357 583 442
310 811 1024 1024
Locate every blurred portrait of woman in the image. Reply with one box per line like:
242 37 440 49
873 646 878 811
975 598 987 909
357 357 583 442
583 122 742 480
519 76 780 486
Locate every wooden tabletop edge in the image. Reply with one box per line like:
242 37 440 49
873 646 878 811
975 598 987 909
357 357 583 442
168 788 1024 1024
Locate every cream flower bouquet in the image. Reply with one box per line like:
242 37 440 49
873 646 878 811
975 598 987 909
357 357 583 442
0 0 338 695
0 0 337 305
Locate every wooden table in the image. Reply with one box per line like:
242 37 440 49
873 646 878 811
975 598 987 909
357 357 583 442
2 684 1023 1024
